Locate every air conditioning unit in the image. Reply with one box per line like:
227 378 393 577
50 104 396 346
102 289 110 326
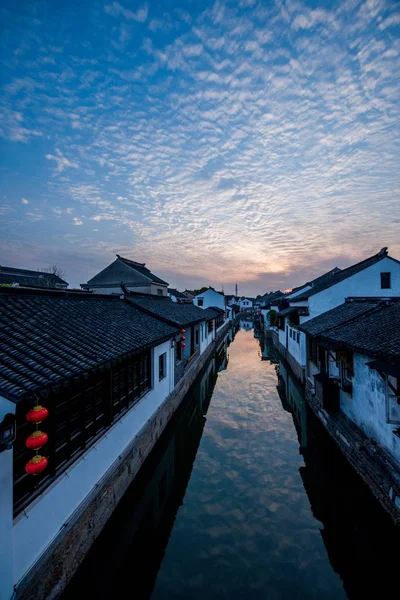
314 373 340 413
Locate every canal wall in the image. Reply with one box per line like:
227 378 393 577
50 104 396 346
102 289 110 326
305 386 400 525
15 319 234 600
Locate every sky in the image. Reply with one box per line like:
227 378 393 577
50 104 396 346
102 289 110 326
0 0 399 295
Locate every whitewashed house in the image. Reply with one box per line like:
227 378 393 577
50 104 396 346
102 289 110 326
239 298 253 310
193 288 225 311
299 298 400 464
81 255 169 296
276 248 400 381
168 288 190 303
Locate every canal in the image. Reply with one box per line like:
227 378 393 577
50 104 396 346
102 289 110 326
63 322 398 599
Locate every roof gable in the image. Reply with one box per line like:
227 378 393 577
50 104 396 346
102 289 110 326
292 248 394 301
117 255 168 285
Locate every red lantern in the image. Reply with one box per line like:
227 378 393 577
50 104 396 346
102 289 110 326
180 342 186 348
25 455 48 476
180 329 186 334
180 336 186 341
26 405 49 424
26 430 48 450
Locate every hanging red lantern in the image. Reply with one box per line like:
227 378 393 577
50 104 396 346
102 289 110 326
180 336 186 341
26 405 49 424
25 455 48 476
180 342 186 348
25 430 48 450
180 329 186 334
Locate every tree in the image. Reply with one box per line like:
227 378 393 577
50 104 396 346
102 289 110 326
40 265 67 287
41 265 66 280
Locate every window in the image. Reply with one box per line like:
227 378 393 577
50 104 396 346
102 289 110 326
208 319 214 334
176 339 182 362
197 298 204 306
195 329 199 345
159 352 166 381
338 350 353 393
381 272 391 289
13 351 152 515
157 289 163 296
386 376 400 424
297 332 300 343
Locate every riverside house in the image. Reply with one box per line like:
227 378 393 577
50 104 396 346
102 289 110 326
82 255 169 296
0 285 225 600
274 248 400 382
298 297 400 521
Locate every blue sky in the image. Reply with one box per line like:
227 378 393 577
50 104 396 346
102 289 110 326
1 0 399 294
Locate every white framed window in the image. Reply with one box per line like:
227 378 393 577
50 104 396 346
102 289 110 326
386 375 400 424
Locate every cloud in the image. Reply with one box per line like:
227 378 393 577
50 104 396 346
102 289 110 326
1 0 399 294
104 2 148 23
45 149 78 174
73 217 83 225
21 198 29 204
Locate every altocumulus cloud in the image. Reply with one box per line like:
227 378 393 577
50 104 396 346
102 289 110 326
0 0 399 292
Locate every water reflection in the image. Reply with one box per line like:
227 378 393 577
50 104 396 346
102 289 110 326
63 327 399 600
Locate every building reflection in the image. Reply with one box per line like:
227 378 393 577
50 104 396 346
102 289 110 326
275 348 399 599
62 330 234 600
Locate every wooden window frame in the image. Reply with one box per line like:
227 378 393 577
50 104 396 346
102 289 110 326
13 350 152 516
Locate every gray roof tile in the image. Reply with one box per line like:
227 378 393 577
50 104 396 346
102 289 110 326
0 288 177 401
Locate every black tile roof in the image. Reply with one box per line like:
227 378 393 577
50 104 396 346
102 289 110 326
125 292 208 327
116 255 168 286
298 300 380 336
0 266 68 288
0 287 177 402
279 306 301 317
291 248 395 301
261 290 284 303
168 288 188 300
203 307 221 319
300 298 400 360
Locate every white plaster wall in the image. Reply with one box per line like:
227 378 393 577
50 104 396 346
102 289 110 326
279 326 287 348
287 328 306 367
193 289 225 310
13 340 175 587
239 299 253 309
307 257 400 319
200 321 214 353
150 284 168 297
340 353 400 463
0 397 15 600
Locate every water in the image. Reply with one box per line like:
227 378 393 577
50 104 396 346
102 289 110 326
63 324 398 599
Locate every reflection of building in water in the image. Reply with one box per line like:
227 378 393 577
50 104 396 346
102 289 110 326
240 320 253 330
278 361 399 599
259 333 279 364
62 346 225 600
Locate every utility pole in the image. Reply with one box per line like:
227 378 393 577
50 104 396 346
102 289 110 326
235 283 238 297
